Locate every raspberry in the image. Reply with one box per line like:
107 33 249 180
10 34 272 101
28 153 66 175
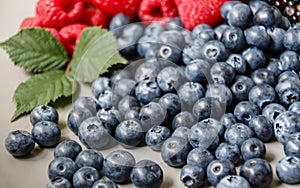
47 28 62 41
138 0 178 23
59 24 88 55
80 8 109 27
36 0 85 29
175 0 228 30
91 0 142 20
19 17 43 29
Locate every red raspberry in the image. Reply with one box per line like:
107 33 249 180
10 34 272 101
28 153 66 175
138 0 178 23
36 0 85 29
80 8 109 27
59 24 87 55
20 17 43 29
47 28 62 41
91 0 142 20
175 0 229 30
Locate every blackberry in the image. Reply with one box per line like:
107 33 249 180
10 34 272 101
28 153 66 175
265 0 300 24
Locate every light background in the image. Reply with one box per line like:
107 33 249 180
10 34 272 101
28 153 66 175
0 0 297 187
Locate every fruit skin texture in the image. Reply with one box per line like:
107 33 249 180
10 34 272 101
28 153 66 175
46 177 72 188
92 179 118 188
30 105 58 126
72 166 100 188
180 164 206 188
276 156 300 184
175 0 229 30
5 130 35 157
31 120 61 147
130 160 163 188
92 0 142 20
240 158 273 188
54 140 82 160
216 175 250 188
138 0 178 23
48 157 78 181
75 149 104 171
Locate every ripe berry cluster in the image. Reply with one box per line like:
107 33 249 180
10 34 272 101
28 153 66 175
5 0 300 187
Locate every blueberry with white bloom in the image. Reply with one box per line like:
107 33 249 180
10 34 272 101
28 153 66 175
72 167 100 188
46 177 72 188
215 143 240 165
75 149 104 171
248 115 274 142
30 105 58 126
31 121 61 147
73 96 99 116
224 123 254 147
187 148 215 170
5 130 35 157
146 125 171 151
91 77 112 99
216 175 250 188
48 157 78 181
276 156 300 184
54 140 82 160
241 138 266 161
180 164 206 188
92 179 118 188
115 119 144 147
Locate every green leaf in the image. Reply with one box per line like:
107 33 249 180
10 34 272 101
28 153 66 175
0 28 68 73
71 27 127 83
11 70 77 122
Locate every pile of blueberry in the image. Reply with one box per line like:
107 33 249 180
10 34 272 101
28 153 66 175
5 0 300 187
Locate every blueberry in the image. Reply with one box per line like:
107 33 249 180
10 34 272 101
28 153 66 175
157 66 184 92
214 24 230 40
78 117 111 149
240 158 273 188
274 111 300 144
230 75 255 102
157 44 182 65
67 108 93 135
72 167 100 188
206 159 237 186
242 47 266 71
267 27 285 53
283 28 300 52
46 177 72 188
172 126 190 140
226 54 247 74
145 125 171 151
278 70 299 82
92 179 118 188
289 101 300 115
248 0 269 14
201 40 228 63
73 97 99 116
75 149 104 171
130 160 163 188
227 3 253 29
279 50 300 72
118 96 139 116
248 115 274 142
134 62 160 82
221 26 246 52
91 77 112 99
137 35 160 58
48 157 78 181
103 150 136 183
135 78 161 104
215 143 241 165
253 5 282 28
172 111 196 130
113 78 136 98
184 59 211 82
241 138 266 161
97 108 122 131
139 102 166 131
54 140 82 160
115 119 143 147
5 130 35 157
193 97 225 121
279 16 291 30
180 164 206 188
262 103 286 123
98 90 120 109
251 68 276 86
216 175 250 188
109 13 130 37
118 24 144 58
206 84 233 106
210 61 235 85
182 41 203 65
233 101 260 124
177 82 205 110
248 84 276 109
188 118 221 149
266 58 283 77
161 136 192 167
220 113 237 129
181 29 194 45
244 25 270 49
192 24 216 42
276 156 300 184
111 69 132 85
224 123 255 147
144 23 164 37
30 105 58 126
165 17 184 30
187 148 215 169
159 93 181 117
31 121 61 147
124 109 140 121
221 1 241 20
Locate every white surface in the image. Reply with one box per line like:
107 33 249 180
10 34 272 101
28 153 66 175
0 1 298 188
